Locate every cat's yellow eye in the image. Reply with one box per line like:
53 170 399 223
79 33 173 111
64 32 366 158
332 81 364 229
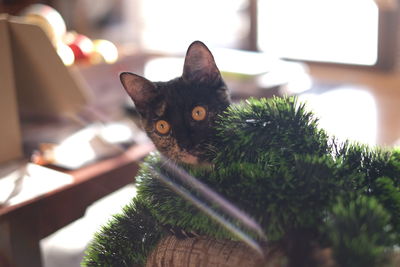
155 120 170 135
192 106 207 121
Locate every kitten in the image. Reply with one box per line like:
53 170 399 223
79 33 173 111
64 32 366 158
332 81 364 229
120 41 231 164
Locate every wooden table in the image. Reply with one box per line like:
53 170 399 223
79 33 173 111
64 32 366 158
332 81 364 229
0 143 154 267
304 63 400 147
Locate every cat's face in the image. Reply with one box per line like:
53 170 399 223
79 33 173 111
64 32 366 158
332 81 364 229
120 41 230 164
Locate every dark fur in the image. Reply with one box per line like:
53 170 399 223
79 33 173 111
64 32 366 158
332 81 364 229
121 41 231 164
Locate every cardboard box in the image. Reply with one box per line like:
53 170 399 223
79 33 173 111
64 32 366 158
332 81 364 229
0 15 22 163
0 14 88 163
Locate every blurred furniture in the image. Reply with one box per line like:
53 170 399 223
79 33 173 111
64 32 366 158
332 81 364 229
302 63 400 147
0 142 153 267
0 17 152 265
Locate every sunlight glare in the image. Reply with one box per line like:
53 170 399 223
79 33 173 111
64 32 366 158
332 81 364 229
258 0 379 65
298 87 377 145
140 0 247 53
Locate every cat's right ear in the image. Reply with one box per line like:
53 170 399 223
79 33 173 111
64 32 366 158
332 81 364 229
120 72 158 113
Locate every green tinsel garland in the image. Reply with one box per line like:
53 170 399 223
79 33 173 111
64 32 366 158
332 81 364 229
82 96 400 266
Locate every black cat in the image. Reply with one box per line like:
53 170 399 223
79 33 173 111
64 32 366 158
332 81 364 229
120 41 231 164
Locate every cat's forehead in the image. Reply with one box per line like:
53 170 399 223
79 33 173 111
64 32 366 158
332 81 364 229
154 79 216 105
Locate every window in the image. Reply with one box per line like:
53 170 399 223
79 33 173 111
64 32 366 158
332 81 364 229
256 0 399 69
139 0 248 54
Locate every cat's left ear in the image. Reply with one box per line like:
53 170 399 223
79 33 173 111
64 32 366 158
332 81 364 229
182 41 222 85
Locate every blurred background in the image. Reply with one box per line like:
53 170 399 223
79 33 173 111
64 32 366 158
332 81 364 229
3 0 397 65
1 0 400 266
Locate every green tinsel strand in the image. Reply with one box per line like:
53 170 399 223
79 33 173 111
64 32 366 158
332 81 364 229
136 153 235 239
374 177 400 239
82 96 400 266
136 97 341 242
213 97 331 167
82 196 164 267
326 195 394 267
338 143 392 190
197 154 340 241
336 143 400 234
388 149 400 187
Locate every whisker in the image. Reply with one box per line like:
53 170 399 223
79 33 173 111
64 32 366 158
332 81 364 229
157 155 267 241
148 166 266 258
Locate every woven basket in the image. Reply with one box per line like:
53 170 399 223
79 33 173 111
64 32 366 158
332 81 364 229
145 235 283 267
